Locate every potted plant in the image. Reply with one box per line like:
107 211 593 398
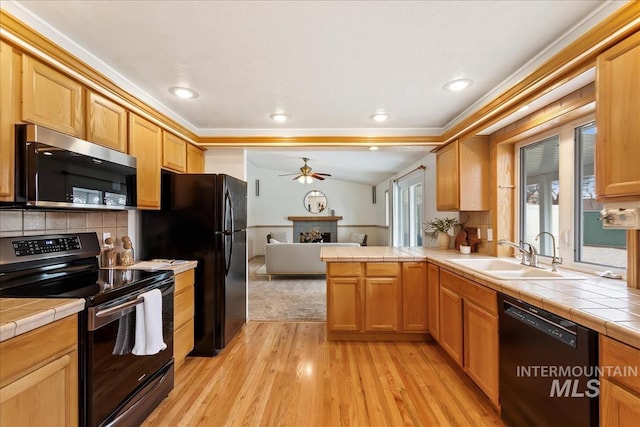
423 217 459 249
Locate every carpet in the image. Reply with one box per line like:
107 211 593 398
249 259 326 322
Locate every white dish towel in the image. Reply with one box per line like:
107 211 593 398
132 288 167 356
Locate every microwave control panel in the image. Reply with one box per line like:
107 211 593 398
601 208 640 230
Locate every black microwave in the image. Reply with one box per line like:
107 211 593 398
10 124 137 210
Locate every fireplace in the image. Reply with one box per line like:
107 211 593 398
287 216 342 243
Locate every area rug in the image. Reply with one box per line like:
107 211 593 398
249 258 326 322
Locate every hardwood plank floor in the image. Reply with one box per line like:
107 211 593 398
142 322 504 426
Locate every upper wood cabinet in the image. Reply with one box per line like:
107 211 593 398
86 91 127 152
187 143 205 173
596 30 640 201
162 131 187 173
0 41 21 202
129 113 162 209
22 56 84 137
436 136 489 211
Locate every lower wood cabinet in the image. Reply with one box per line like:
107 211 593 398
0 315 78 427
326 261 428 339
439 268 499 407
174 269 195 369
600 335 640 426
427 263 440 341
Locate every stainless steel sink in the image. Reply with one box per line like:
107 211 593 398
447 258 586 280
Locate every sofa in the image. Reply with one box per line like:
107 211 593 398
265 242 360 277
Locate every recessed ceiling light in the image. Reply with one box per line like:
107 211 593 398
443 78 473 92
369 146 379 151
270 113 290 123
43 151 53 156
370 113 390 122
169 86 198 99
518 104 531 113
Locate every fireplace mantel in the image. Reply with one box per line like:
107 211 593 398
287 216 343 222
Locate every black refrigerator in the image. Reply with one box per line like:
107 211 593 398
140 173 247 356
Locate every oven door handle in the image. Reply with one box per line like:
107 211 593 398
95 297 143 318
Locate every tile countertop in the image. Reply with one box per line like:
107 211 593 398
0 298 85 343
0 260 198 343
321 246 640 350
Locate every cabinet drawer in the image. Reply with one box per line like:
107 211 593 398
175 269 195 294
365 262 400 277
601 335 640 395
175 286 195 328
0 316 77 387
174 318 194 369
440 269 496 315
328 262 362 277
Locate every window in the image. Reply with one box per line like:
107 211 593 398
393 170 423 247
517 118 626 272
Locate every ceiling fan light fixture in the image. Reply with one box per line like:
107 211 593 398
370 113 390 122
305 176 313 184
169 86 198 99
270 113 290 123
298 175 306 183
443 78 473 92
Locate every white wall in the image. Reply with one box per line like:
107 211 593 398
204 149 247 180
247 163 379 258
374 152 458 248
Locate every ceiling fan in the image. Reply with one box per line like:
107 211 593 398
279 157 332 184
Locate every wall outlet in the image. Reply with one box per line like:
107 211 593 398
486 228 493 242
102 232 111 242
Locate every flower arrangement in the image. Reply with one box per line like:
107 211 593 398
301 227 323 243
423 217 459 240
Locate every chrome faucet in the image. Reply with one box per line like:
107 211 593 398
535 231 563 272
498 239 538 267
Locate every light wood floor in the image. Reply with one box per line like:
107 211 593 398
143 322 504 426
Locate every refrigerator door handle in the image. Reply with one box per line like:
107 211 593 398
224 190 233 274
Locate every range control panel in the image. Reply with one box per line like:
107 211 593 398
12 236 82 257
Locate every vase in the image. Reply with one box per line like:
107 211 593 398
437 233 451 249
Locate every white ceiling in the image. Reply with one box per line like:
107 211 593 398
2 0 624 185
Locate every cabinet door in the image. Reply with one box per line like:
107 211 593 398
365 277 401 332
427 263 440 341
22 56 84 137
86 91 127 152
187 143 205 173
439 285 463 366
436 140 459 210
0 41 21 202
596 31 640 199
402 262 428 332
129 113 162 209
463 300 499 407
327 277 362 332
601 378 640 427
163 131 187 173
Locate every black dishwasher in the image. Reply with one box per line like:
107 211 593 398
499 294 599 427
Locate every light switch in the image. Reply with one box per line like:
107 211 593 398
487 228 493 242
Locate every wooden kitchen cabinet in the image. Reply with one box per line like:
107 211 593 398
439 285 464 366
596 30 640 200
86 90 127 152
187 143 205 173
463 299 499 407
0 315 78 427
0 41 21 202
365 262 401 332
436 136 489 211
22 55 84 137
438 268 499 407
129 113 162 209
600 335 640 426
327 262 363 333
402 262 428 332
427 263 440 341
163 131 188 173
174 268 195 369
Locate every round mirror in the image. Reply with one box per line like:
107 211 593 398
304 190 327 214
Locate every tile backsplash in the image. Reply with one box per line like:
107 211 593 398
0 209 131 248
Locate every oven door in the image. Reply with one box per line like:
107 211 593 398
86 280 174 427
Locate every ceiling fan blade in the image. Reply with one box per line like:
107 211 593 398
311 174 326 180
314 173 332 176
278 173 298 176
291 174 302 180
